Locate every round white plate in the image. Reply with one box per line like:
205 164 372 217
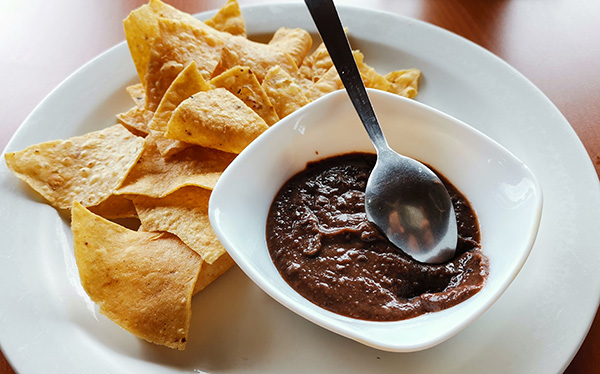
1 4 599 373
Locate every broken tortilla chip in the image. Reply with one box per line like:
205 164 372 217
354 50 393 91
268 27 313 68
117 135 235 198
117 106 153 137
132 186 227 264
385 68 421 98
298 42 333 88
4 125 144 210
304 63 344 101
205 0 246 36
126 83 146 108
72 201 202 350
165 88 268 154
262 65 309 119
304 51 373 101
211 65 279 126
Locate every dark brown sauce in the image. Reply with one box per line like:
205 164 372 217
266 152 488 321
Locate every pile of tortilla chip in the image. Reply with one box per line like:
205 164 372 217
3 0 420 350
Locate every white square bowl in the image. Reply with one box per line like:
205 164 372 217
208 89 542 352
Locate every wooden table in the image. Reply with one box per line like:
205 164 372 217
1 0 598 372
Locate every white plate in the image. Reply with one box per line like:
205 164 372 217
1 3 599 373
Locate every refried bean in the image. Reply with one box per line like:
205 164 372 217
266 152 489 321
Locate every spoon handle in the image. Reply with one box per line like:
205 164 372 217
304 0 389 153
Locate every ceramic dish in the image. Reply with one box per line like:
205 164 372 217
209 88 543 352
1 3 599 373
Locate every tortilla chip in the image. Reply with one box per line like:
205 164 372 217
117 106 153 137
165 88 268 154
149 61 211 134
193 251 235 294
205 0 246 36
117 135 235 198
149 133 191 158
385 68 421 98
126 83 146 108
354 50 392 92
147 61 211 156
304 51 371 101
143 0 205 25
4 125 144 210
268 27 313 68
298 42 333 87
262 65 309 118
144 18 223 111
132 186 226 264
212 36 298 82
88 194 137 219
304 64 343 101
72 201 201 350
211 66 279 126
123 4 160 86
124 0 218 85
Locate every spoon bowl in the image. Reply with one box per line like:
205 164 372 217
366 148 457 263
305 0 457 263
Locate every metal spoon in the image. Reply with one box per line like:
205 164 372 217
304 0 458 264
